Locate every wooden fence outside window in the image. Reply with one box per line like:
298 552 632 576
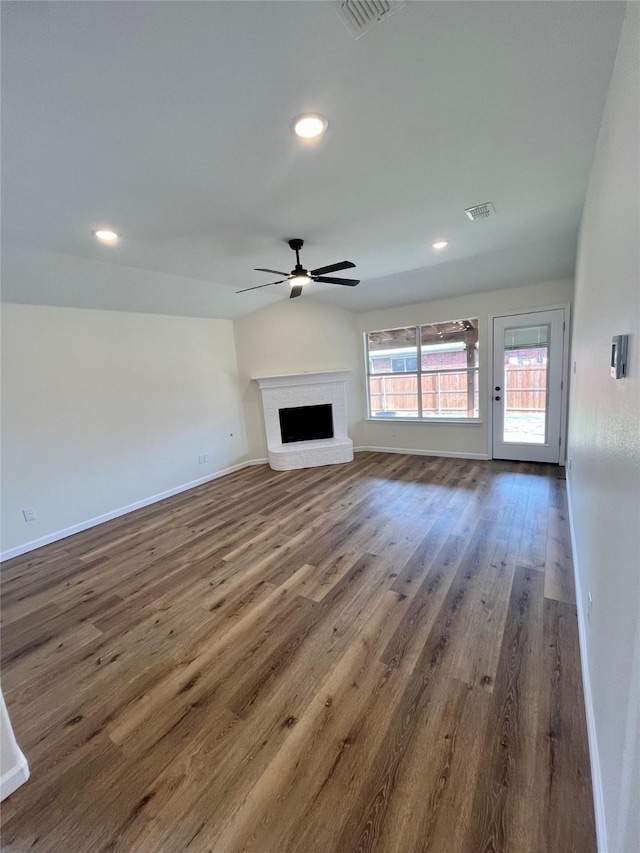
369 365 546 416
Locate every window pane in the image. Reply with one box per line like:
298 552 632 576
369 375 418 418
421 319 478 371
422 344 467 370
421 370 478 418
367 327 417 375
366 321 479 420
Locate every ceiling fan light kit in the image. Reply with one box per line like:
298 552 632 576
236 238 360 299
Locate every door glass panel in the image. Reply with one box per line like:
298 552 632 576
502 324 549 444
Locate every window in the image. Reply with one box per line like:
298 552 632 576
366 319 479 420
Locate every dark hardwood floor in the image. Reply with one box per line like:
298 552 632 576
0 452 596 852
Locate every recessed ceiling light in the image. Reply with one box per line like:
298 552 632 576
293 114 328 139
93 229 119 243
432 240 448 249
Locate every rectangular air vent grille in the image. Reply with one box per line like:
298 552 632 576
333 0 407 40
465 202 496 221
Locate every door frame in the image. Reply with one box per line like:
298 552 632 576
487 303 571 464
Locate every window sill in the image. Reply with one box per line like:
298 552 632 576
366 417 483 426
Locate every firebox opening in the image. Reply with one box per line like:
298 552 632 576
279 403 334 444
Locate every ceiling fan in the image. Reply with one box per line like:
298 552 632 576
236 239 360 299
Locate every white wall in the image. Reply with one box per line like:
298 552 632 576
1 304 247 556
567 4 640 852
233 299 364 459
356 278 573 457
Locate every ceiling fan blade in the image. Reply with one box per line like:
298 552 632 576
313 276 360 286
289 284 303 299
254 268 289 277
236 280 285 293
309 261 356 276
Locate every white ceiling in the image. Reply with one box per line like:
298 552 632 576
1 1 626 319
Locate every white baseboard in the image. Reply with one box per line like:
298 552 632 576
0 751 29 802
566 473 607 853
0 459 268 563
354 445 490 460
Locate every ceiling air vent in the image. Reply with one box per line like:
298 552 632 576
333 0 407 40
465 202 496 221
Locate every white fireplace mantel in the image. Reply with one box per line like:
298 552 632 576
254 370 351 390
253 370 353 471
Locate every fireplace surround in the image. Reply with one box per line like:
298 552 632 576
254 370 353 471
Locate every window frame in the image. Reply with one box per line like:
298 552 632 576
365 320 481 423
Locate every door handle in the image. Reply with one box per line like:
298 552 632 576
494 395 501 401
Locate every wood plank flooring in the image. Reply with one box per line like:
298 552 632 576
0 453 596 852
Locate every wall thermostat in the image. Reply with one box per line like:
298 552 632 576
611 335 628 379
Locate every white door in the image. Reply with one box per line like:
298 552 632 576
492 309 566 463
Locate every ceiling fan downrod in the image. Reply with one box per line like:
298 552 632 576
288 238 305 272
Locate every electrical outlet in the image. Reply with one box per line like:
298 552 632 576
23 507 37 522
587 591 593 626
198 453 210 464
